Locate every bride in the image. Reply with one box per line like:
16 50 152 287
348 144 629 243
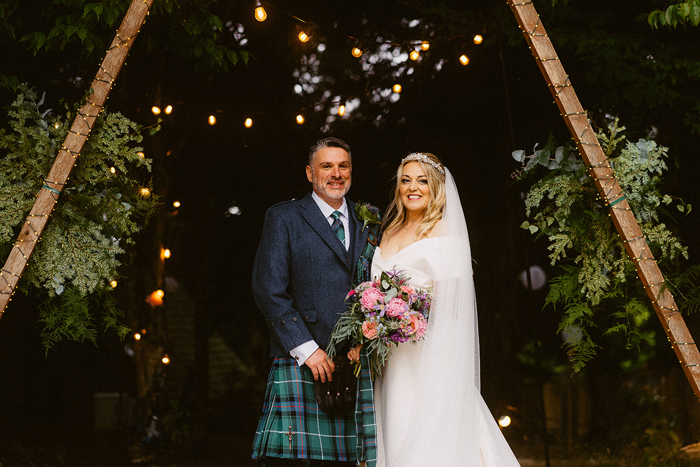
350 153 520 466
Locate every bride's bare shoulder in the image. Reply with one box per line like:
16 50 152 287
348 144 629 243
426 220 442 238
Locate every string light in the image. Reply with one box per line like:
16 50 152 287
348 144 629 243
151 106 161 115
421 41 430 51
208 115 217 125
498 415 512 428
296 114 305 124
244 117 253 128
298 31 310 43
473 34 484 45
164 249 171 259
139 187 151 198
164 105 173 114
134 332 141 340
173 201 181 208
338 104 346 116
409 50 420 61
254 0 267 22
459 54 470 66
110 167 116 174
392 84 402 93
351 47 363 58
137 151 145 158
162 354 170 365
110 280 118 288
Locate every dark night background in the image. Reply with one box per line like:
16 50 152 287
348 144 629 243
1 0 700 465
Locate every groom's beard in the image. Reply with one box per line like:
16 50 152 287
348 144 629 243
313 175 351 201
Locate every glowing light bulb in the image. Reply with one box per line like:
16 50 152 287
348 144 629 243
54 122 61 129
459 54 470 66
392 84 402 93
155 289 164 299
208 115 217 125
137 151 145 158
409 50 420 61
351 47 363 58
110 167 116 174
110 280 118 288
498 415 511 428
473 34 483 45
162 354 170 365
421 41 430 51
338 104 346 116
140 187 151 198
298 31 310 43
254 0 267 21
164 249 171 259
244 118 253 128
296 114 305 124
164 105 173 114
151 106 161 115
173 201 181 208
134 333 141 340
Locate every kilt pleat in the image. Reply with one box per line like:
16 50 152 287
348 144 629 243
252 352 377 466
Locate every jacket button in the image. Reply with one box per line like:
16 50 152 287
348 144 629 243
281 320 285 325
346 258 350 263
304 315 309 320
293 317 297 322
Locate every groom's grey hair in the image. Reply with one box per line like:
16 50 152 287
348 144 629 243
308 137 352 166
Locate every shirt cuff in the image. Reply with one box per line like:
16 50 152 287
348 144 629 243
290 340 319 366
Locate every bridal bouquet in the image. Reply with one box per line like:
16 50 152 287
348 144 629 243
327 269 432 379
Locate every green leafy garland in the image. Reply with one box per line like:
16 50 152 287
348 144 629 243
0 85 158 349
514 120 691 371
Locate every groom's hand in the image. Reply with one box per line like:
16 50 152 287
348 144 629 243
305 348 336 383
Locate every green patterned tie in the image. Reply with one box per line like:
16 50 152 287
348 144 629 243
330 211 345 246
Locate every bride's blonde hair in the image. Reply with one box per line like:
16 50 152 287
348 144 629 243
383 153 447 240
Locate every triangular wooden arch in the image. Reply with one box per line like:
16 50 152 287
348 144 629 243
0 0 155 316
508 1 700 400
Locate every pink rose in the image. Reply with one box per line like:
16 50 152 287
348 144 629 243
362 321 378 339
413 315 428 339
360 287 384 310
385 297 408 318
400 285 416 295
403 314 428 338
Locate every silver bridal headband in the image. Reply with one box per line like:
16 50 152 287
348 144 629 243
401 153 445 175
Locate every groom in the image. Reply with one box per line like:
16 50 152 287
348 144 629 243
251 137 373 466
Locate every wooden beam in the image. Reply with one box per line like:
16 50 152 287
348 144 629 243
0 0 155 316
508 0 700 399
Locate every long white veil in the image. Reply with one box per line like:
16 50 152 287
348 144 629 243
390 168 519 466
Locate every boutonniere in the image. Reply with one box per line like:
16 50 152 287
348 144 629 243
355 202 381 231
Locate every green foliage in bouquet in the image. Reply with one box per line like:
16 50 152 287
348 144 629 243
0 85 158 349
513 119 693 372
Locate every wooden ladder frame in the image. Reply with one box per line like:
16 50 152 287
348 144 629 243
0 0 155 316
508 0 700 400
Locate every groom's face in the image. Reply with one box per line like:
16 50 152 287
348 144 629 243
306 147 352 209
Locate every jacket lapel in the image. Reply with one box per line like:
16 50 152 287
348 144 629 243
299 193 351 269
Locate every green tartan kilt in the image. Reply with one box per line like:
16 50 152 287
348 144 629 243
252 351 377 466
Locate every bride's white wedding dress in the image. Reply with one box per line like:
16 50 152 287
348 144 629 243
369 168 520 467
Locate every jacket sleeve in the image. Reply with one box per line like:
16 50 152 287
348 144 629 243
252 206 315 353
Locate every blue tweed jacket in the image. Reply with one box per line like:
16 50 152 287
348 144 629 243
252 193 370 357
